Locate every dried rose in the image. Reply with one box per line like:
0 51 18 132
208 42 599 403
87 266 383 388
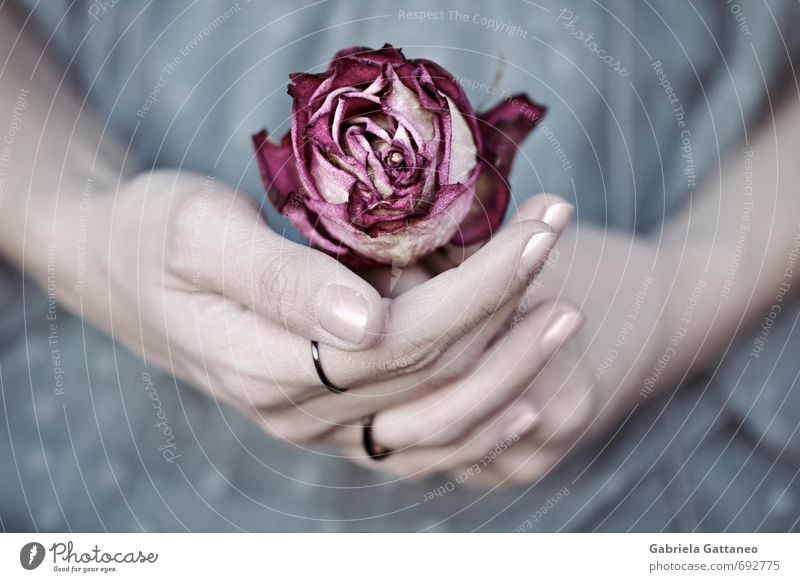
253 44 544 265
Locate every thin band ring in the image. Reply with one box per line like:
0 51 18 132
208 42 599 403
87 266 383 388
310 340 348 394
362 414 393 461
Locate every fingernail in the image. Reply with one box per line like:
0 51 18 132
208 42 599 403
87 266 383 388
506 403 540 439
319 284 369 344
540 201 574 233
518 229 557 277
539 310 585 356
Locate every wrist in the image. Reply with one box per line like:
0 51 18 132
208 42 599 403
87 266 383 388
25 181 113 318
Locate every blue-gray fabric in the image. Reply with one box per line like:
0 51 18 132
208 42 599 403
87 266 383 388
1 0 799 531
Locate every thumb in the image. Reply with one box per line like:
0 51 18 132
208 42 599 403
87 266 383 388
173 191 385 350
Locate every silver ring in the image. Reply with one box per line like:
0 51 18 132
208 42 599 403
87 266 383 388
311 340 348 394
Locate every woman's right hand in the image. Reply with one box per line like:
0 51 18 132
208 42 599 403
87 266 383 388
64 170 567 453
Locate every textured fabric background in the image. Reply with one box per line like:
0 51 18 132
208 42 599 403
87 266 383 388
1 0 799 531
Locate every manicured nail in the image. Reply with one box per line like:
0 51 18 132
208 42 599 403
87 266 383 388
539 310 585 356
319 284 369 344
540 201 574 233
506 403 540 439
518 229 557 277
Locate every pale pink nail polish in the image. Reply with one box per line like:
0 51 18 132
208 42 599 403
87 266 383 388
518 229 557 276
319 284 369 344
541 201 574 233
506 403 540 439
539 310 585 355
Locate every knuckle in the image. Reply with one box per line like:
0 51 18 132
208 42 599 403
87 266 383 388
387 333 457 375
505 461 544 486
166 195 219 278
258 255 303 318
241 379 285 410
431 339 483 383
170 190 216 242
436 355 473 383
379 333 478 387
168 176 245 248
454 280 506 320
426 422 467 448
381 340 435 375
265 414 326 444
125 169 181 196
552 390 595 438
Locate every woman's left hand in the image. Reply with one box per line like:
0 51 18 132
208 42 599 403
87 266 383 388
463 224 669 487
348 199 671 487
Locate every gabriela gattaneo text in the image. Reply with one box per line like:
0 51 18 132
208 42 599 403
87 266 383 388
650 544 758 554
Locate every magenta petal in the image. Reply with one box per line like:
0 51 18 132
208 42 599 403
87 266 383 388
253 129 360 260
320 182 474 265
330 44 408 69
252 129 300 211
451 166 511 245
452 94 545 245
414 59 482 190
413 59 482 151
480 94 545 174
284 203 345 255
288 72 329 114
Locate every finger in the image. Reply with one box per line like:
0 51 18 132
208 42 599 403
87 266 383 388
422 193 573 274
409 194 572 355
524 339 598 444
190 205 564 407
507 192 574 232
343 402 537 480
252 302 578 437
380 195 572 389
384 219 558 356
314 218 561 392
172 192 385 350
261 218 560 394
316 301 582 446
370 302 585 450
454 441 562 489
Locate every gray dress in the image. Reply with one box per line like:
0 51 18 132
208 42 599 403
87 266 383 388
2 0 799 531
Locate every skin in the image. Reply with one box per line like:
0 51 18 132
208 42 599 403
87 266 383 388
453 93 800 487
0 10 579 474
1 11 798 488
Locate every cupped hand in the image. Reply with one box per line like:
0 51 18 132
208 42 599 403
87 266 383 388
331 195 590 478
449 224 668 487
74 171 573 455
339 213 664 486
